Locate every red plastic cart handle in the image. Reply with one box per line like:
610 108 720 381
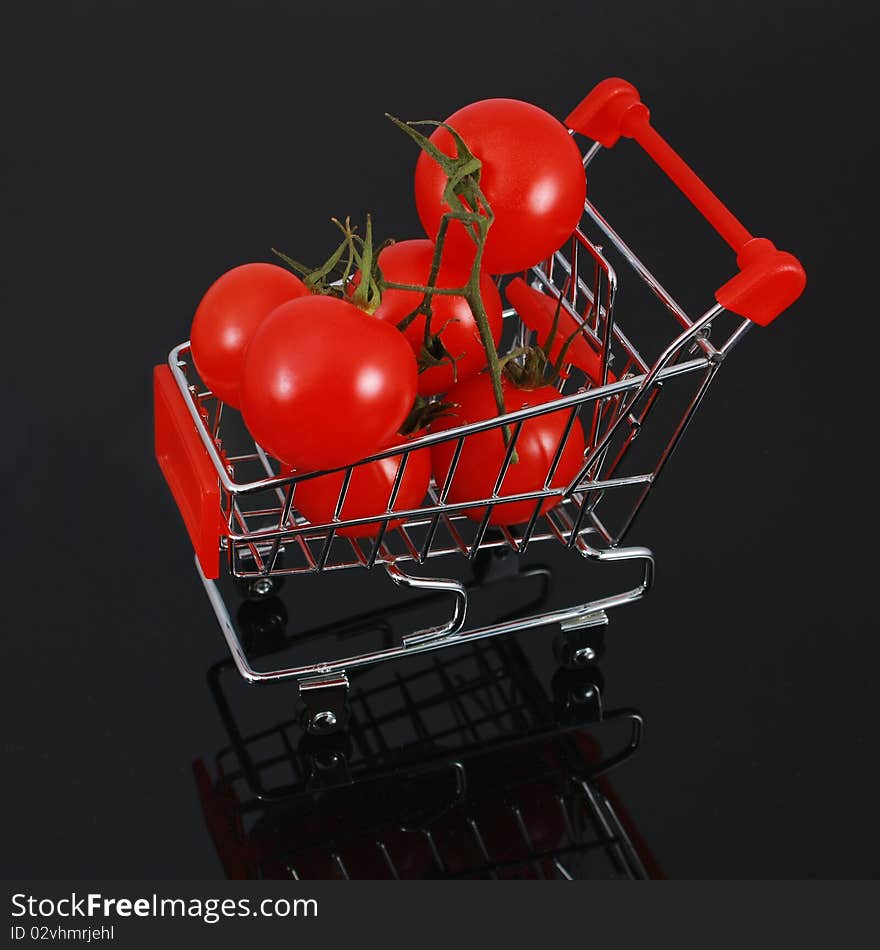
566 78 806 326
154 364 222 579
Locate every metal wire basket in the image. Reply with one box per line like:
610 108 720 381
155 77 805 699
194 597 658 880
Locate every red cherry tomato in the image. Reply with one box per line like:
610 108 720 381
414 99 586 275
371 240 503 396
430 374 585 526
240 296 418 471
190 263 309 408
291 435 431 538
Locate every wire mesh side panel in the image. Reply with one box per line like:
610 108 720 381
163 111 767 582
169 226 727 582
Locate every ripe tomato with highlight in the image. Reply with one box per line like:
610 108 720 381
240 296 417 471
414 99 586 275
190 263 309 408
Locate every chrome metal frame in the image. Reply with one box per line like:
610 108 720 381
169 137 753 687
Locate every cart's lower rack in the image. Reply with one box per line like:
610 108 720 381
200 529 653 691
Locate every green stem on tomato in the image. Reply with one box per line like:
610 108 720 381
385 114 515 456
386 281 467 300
348 214 384 313
419 214 449 346
541 291 565 360
449 183 515 453
391 222 451 332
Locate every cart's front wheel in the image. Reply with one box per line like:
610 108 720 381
552 665 605 725
237 597 288 657
300 682 350 736
553 626 606 668
237 573 286 602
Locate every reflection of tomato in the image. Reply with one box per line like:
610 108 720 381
414 99 586 275
430 374 586 525
427 812 485 878
250 785 436 880
370 240 503 396
190 263 308 408
240 296 417 471
238 745 573 879
377 826 437 880
291 435 431 538
269 830 435 880
470 783 566 879
423 782 567 878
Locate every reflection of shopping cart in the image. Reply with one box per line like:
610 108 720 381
155 77 805 699
194 592 660 880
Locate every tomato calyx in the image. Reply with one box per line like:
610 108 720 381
499 346 552 391
416 316 467 380
385 115 485 227
272 215 391 314
502 283 609 392
506 277 616 388
342 215 386 313
399 394 458 436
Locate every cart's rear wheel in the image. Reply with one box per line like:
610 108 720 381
553 626 606 668
235 545 287 601
552 665 605 725
237 597 288 657
300 685 350 736
237 573 286 601
298 731 353 788
472 542 520 584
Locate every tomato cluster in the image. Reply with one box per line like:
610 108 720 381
371 239 504 397
188 97 590 536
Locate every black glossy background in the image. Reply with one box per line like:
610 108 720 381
1 0 877 878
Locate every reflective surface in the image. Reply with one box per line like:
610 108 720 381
196 566 656 879
4 535 879 878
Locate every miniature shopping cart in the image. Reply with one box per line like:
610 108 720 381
154 77 806 709
194 592 659 879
